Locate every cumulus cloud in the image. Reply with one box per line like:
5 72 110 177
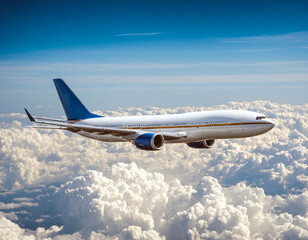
55 163 308 239
0 101 307 239
0 212 33 240
0 212 64 240
57 164 168 238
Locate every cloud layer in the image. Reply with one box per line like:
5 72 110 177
56 163 308 239
0 101 307 239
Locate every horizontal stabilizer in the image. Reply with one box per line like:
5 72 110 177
24 108 67 123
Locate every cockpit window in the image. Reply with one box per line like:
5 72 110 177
256 116 266 120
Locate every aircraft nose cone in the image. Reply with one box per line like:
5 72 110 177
267 119 275 130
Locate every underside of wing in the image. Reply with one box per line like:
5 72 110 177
159 131 188 140
24 108 136 136
30 121 188 139
67 124 136 136
28 126 68 130
37 121 137 136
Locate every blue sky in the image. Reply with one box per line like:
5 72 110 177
0 0 307 116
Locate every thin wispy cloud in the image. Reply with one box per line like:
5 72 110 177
114 32 168 37
1 60 307 72
1 74 307 86
222 31 308 43
236 48 277 52
1 61 308 91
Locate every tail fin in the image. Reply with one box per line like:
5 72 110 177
53 79 102 120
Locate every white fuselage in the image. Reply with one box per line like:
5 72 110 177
26 79 275 150
74 110 275 143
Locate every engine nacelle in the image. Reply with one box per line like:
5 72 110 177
187 139 215 149
134 133 164 151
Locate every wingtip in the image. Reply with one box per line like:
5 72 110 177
24 108 35 122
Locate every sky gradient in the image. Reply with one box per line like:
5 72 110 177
1 2 308 238
0 0 307 116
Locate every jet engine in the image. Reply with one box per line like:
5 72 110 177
134 133 164 150
187 139 215 149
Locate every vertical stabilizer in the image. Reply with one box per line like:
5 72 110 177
53 79 102 120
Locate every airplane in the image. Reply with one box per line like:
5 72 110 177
24 79 275 151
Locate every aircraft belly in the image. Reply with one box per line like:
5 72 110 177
201 124 271 139
76 131 127 142
167 124 269 143
75 124 270 144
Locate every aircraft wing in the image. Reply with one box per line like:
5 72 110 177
28 126 68 130
25 108 135 135
24 109 187 139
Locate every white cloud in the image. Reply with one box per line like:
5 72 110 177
0 101 307 193
0 212 64 240
0 213 34 240
0 202 38 210
0 113 26 119
56 164 167 239
0 101 307 239
54 163 308 239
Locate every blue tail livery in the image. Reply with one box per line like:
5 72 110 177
53 79 102 120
